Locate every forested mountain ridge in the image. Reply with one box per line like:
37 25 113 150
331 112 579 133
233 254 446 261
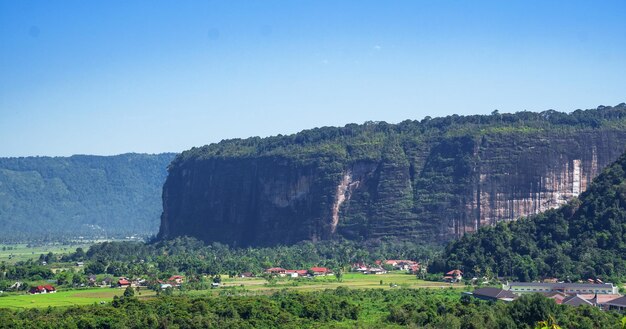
0 153 176 242
159 103 626 247
436 149 626 281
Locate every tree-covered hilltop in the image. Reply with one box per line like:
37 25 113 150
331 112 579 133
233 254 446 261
0 153 176 242
159 103 626 247
175 104 626 162
435 149 626 281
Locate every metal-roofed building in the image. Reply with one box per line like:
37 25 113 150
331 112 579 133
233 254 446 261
470 287 518 302
503 282 618 295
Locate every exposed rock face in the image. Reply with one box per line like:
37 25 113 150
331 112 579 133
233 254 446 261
158 105 626 246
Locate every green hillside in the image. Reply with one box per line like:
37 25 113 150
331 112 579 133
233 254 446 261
0 153 176 242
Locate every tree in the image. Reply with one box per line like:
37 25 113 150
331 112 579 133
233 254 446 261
74 247 86 260
213 275 222 284
335 269 343 282
535 315 561 329
123 286 135 298
72 274 83 286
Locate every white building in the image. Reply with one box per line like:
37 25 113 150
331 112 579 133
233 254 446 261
503 282 618 295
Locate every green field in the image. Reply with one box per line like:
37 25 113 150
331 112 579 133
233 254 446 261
198 272 464 295
0 273 462 309
0 287 155 309
0 243 93 264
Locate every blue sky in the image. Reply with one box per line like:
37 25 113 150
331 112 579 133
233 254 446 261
1 1 625 156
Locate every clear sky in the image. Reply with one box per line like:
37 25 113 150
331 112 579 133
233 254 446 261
1 1 625 157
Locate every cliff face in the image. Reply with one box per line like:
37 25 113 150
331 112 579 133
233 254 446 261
158 104 626 246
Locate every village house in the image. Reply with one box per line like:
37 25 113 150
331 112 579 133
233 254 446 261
29 285 56 294
468 287 517 302
444 269 463 283
286 270 308 278
310 267 332 276
579 294 623 309
384 260 419 271
265 267 287 277
604 296 626 311
351 263 369 273
409 263 423 275
366 267 387 275
239 272 255 278
117 278 131 288
102 277 113 287
543 291 568 304
561 295 594 307
132 278 148 287
168 275 184 286
351 263 387 274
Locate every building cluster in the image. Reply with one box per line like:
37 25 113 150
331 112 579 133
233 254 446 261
116 277 149 288
466 281 626 311
352 260 421 275
264 267 333 277
157 275 185 289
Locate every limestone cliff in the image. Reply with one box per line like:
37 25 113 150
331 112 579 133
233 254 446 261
158 104 626 246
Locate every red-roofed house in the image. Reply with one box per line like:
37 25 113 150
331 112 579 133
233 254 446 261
117 278 131 288
444 270 463 283
29 285 56 294
168 275 184 285
384 260 418 270
265 267 287 277
408 264 421 275
543 292 567 304
286 270 308 278
310 267 332 276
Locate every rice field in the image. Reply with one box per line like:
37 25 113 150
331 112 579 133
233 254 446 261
0 243 92 264
0 287 156 309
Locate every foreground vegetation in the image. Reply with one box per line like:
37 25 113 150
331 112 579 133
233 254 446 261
1 288 623 328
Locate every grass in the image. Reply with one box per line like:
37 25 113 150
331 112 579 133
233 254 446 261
0 287 156 309
192 272 464 296
0 243 92 264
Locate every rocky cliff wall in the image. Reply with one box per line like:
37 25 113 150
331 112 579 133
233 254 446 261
158 105 626 246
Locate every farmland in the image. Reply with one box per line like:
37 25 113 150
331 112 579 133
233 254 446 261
216 272 464 293
0 287 155 309
0 243 92 264
0 272 461 309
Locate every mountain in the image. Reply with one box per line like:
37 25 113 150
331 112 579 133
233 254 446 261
158 104 626 247
0 153 176 242
436 148 626 281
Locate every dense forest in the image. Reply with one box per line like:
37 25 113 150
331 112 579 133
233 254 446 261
0 153 176 242
0 288 623 328
436 149 626 282
160 103 626 247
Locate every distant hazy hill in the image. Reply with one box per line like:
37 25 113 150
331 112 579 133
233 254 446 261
158 104 626 247
0 153 176 242
437 149 626 281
